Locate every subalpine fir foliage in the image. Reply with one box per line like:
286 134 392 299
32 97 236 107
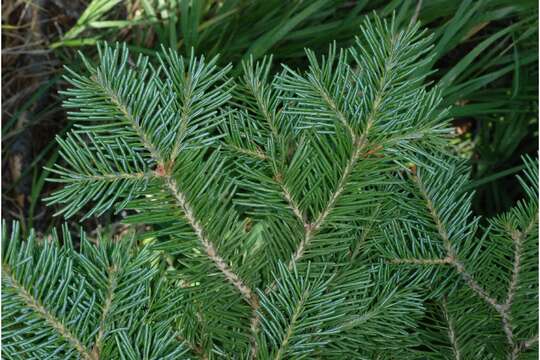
2 17 538 359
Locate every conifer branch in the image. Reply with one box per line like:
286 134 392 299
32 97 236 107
158 51 232 163
241 65 306 224
412 171 506 310
453 260 504 310
287 136 365 270
251 37 394 354
101 76 251 305
2 264 94 360
315 80 357 140
505 217 537 309
169 83 195 164
94 76 164 165
91 265 118 359
411 173 455 257
164 176 258 308
390 256 453 265
243 70 280 138
410 171 500 307
284 23 396 269
276 174 306 224
273 289 309 360
342 308 377 329
508 334 538 360
2 223 192 358
227 143 269 161
94 62 258 311
29 19 536 358
66 172 155 182
75 49 261 354
503 215 538 356
252 26 397 353
505 229 524 309
409 169 540 356
350 203 382 260
509 334 539 360
442 298 461 360
286 112 374 270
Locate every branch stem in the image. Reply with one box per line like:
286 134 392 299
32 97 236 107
164 176 258 308
442 298 461 360
91 265 119 359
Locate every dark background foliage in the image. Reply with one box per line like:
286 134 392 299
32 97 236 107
2 0 538 237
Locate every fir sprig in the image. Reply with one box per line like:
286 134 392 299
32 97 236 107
383 156 538 359
2 15 537 359
1 222 188 359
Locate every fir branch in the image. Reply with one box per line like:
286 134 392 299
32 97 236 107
175 334 209 360
510 334 539 360
502 215 538 355
241 57 280 138
75 48 258 312
273 289 309 360
350 203 382 260
63 172 155 182
226 143 269 161
91 264 119 359
254 263 344 359
94 75 165 165
451 260 502 311
505 229 524 310
283 17 402 270
238 58 307 225
411 172 456 257
251 19 432 353
287 135 367 268
283 103 379 271
2 264 94 360
390 256 453 265
505 217 537 309
34 17 537 358
442 298 461 360
278 179 306 224
312 71 357 140
165 176 258 308
158 49 232 162
310 134 368 231
2 222 190 359
403 166 539 358
411 170 502 309
169 77 196 163
337 269 426 356
342 310 376 329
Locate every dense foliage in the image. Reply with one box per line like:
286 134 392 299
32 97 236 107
2 16 538 359
3 0 538 234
